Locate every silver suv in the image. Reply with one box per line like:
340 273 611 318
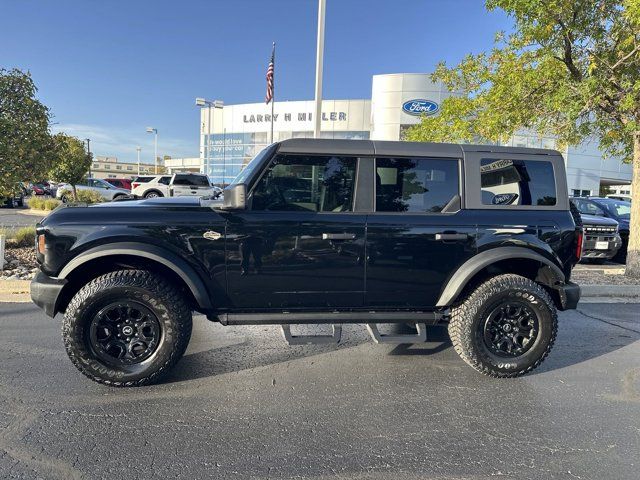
56 178 130 202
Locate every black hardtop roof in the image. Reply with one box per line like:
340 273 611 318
276 138 560 158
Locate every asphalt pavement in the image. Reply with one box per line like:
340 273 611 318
0 302 639 479
0 207 44 230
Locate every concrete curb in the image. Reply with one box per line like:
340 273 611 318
580 284 640 298
0 280 31 303
17 209 49 217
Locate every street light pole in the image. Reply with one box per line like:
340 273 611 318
195 98 223 183
85 138 91 177
146 127 158 174
136 146 141 175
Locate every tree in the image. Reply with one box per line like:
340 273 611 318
49 133 92 200
407 0 640 277
0 68 54 196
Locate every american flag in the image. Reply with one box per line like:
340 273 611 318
265 44 274 104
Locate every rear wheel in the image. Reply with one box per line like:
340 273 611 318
144 190 162 199
62 270 192 387
448 274 557 378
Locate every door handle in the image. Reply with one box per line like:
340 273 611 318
322 233 356 240
435 232 469 241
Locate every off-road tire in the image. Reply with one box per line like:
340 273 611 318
448 274 557 378
62 270 192 387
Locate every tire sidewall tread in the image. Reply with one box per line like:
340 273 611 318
62 270 192 387
448 274 558 378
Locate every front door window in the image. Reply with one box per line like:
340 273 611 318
251 155 357 212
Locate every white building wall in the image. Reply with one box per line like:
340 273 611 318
370 73 456 140
197 72 633 191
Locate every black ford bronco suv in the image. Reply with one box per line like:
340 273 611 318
31 139 582 386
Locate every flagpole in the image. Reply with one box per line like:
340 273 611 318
271 42 275 144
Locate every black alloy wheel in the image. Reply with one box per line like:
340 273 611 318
482 301 539 357
89 302 162 366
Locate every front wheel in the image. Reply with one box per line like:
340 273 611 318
448 274 557 378
62 270 193 387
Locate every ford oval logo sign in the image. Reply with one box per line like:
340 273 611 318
402 99 439 116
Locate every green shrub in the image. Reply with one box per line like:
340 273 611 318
27 196 45 210
43 198 62 210
11 226 36 248
59 188 104 204
26 196 62 211
76 189 105 204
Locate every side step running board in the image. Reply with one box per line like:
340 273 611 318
366 323 427 344
281 325 342 345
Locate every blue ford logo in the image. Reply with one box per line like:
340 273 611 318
402 99 439 116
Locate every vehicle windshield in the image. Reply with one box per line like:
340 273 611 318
228 144 276 187
599 199 631 219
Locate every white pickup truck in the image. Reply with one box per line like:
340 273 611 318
131 173 219 199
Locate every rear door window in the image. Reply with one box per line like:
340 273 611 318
481 159 556 206
375 157 459 213
158 176 171 185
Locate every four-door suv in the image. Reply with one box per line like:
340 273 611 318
56 178 130 202
30 139 582 386
571 210 621 263
131 173 216 199
571 196 631 262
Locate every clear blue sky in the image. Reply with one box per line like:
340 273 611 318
0 0 511 163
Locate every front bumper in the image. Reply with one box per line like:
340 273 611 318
30 271 67 317
581 234 622 260
556 281 581 310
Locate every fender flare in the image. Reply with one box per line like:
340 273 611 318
59 242 212 310
436 246 566 307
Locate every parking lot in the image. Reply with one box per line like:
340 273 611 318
1 301 638 479
0 207 43 230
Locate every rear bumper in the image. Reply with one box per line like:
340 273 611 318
30 271 67 317
556 281 581 310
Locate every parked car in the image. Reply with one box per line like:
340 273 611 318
131 173 217 199
104 178 132 190
55 178 130 202
0 183 26 208
576 212 622 263
571 197 631 262
31 139 582 386
31 183 54 196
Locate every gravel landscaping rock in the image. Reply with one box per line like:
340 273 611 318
1 246 38 280
572 267 640 286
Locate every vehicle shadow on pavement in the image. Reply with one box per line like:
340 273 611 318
163 310 639 384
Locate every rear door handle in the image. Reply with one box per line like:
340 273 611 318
435 232 469 241
322 233 356 240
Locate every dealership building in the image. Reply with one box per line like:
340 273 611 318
197 73 632 194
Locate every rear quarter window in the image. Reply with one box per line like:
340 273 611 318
480 158 556 206
173 175 210 187
133 176 153 183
